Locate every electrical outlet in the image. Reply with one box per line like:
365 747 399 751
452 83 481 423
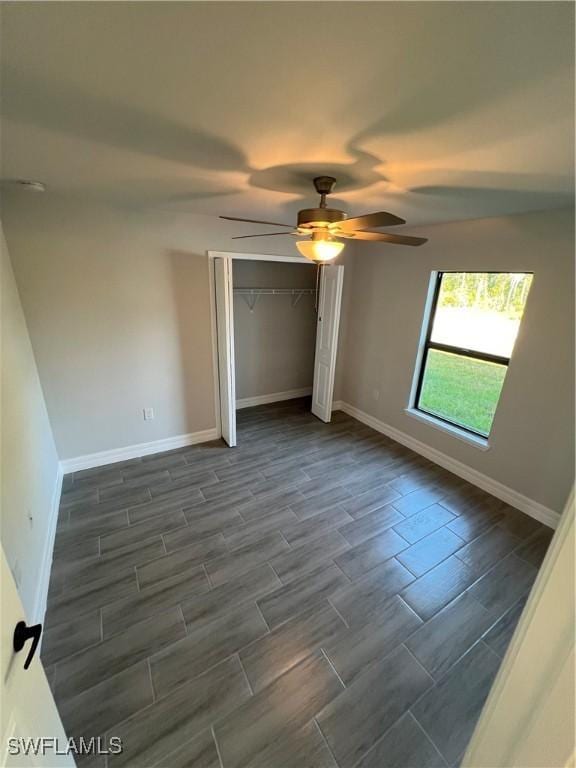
372 389 380 401
143 408 154 421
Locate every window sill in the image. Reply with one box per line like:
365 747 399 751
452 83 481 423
404 408 490 451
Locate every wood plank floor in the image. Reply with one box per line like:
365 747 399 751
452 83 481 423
44 399 552 768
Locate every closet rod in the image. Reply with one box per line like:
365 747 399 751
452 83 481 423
233 287 316 310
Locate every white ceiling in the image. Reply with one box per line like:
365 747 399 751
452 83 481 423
1 2 574 229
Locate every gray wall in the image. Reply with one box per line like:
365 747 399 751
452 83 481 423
1 222 60 619
233 260 317 401
339 208 574 513
1 193 298 459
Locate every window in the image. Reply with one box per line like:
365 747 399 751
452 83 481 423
413 272 533 439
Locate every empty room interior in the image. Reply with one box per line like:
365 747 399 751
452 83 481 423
1 2 575 767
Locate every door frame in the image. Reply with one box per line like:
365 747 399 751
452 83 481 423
207 250 315 441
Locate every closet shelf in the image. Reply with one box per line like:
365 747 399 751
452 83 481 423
233 287 316 310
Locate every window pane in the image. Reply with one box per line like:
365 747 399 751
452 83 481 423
430 272 533 357
418 349 507 436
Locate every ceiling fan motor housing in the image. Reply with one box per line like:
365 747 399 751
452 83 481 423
297 207 347 229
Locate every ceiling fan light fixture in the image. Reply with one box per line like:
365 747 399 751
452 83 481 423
296 232 345 263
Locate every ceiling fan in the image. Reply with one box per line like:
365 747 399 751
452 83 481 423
220 176 427 263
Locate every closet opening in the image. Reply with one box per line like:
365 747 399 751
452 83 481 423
209 252 344 447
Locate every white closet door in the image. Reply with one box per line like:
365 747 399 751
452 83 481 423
214 257 236 447
311 264 344 423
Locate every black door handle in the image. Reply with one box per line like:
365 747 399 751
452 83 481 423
13 621 42 670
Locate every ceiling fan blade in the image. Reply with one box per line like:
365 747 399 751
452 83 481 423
351 231 428 246
220 215 294 228
231 231 296 239
336 212 406 231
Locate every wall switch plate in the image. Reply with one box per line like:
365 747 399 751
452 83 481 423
143 408 154 421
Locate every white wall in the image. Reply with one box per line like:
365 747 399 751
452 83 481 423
339 209 575 514
1 193 298 460
1 222 60 621
233 260 316 401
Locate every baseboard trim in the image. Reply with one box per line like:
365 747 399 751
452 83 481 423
236 387 312 410
60 428 219 474
336 401 561 529
33 463 63 626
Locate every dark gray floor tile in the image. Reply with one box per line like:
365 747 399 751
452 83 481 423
60 486 99 508
400 555 477 622
123 452 187 477
514 526 554 567
482 595 527 657
250 469 316 498
338 504 404 547
240 602 347 692
206 531 290 587
56 607 186 700
331 558 415 628
181 563 281 631
70 470 124 491
445 500 506 542
109 657 251 768
467 553 537 616
100 509 187 554
55 511 129 549
397 528 465 578
281 507 354 547
392 487 445 518
147 482 205 505
63 538 165 590
66 495 145 522
214 651 343 768
497 507 542 540
436 486 490 516
244 721 337 768
335 528 409 581
224 507 298 550
52 537 100 565
58 661 153 741
137 534 227 588
151 603 268 698
341 485 402 519
202 471 263 500
164 508 239 550
387 471 430 495
325 595 422 684
158 728 220 768
162 469 219 491
298 474 348 499
257 563 350 629
169 463 220 484
128 497 188 524
102 568 210 637
354 713 447 768
317 644 433 768
412 642 501 765
41 610 102 667
235 489 306 522
46 571 138 629
271 530 349 583
406 592 495 680
98 485 152 506
454 525 521 576
393 504 456 544
289 486 351 520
